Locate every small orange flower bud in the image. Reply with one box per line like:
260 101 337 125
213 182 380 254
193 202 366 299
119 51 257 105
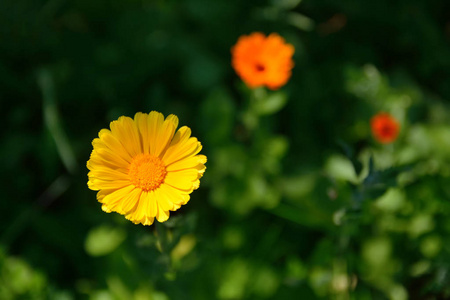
370 112 400 144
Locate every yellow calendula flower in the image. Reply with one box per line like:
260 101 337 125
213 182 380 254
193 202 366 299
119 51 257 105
87 111 206 226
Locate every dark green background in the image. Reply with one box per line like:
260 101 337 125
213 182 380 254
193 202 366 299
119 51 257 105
1 0 450 299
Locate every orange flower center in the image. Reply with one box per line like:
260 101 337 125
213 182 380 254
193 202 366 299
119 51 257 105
255 63 265 72
380 124 395 136
129 154 167 191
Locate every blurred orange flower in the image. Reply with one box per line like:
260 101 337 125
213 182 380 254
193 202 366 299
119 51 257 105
370 112 400 144
231 32 294 90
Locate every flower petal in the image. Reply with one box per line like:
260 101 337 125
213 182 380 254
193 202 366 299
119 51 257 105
96 188 117 203
156 206 170 222
135 112 150 154
88 178 130 191
96 147 130 167
155 114 179 158
99 185 135 210
117 187 141 214
110 116 142 157
126 191 156 225
164 169 199 191
162 127 203 166
147 190 158 218
87 155 128 172
166 155 207 171
88 168 129 182
98 129 133 163
158 184 190 206
154 186 174 212
147 111 165 155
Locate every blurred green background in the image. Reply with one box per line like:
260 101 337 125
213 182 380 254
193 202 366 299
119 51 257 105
2 0 450 299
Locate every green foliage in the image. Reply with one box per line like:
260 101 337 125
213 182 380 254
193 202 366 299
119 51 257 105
85 225 126 257
1 0 450 299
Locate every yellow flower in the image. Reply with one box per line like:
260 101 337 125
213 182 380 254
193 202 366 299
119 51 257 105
87 111 206 226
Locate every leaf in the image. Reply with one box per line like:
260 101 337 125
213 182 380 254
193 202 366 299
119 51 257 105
325 155 358 183
337 139 363 176
85 225 126 256
287 12 315 31
255 91 287 115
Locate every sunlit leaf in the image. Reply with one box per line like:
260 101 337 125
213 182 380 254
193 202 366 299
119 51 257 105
85 226 126 257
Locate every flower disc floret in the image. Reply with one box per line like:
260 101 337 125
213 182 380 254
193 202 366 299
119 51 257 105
129 154 167 191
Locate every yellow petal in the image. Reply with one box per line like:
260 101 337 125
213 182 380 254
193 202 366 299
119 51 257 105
92 147 130 169
162 128 203 166
131 190 147 221
158 184 190 206
156 207 170 222
101 203 112 213
166 155 207 171
88 179 130 191
110 116 142 157
154 187 174 211
171 126 192 144
88 168 129 182
100 185 135 211
134 112 150 154
164 169 199 191
96 188 118 202
98 129 133 163
195 164 207 175
142 217 155 226
105 186 136 212
87 156 128 173
147 190 158 218
147 111 164 155
154 114 179 157
117 187 141 214
193 179 201 190
125 191 155 225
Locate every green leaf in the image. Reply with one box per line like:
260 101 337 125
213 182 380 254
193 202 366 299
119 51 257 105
85 225 126 257
287 12 314 31
325 155 358 183
270 0 302 10
255 91 287 115
374 188 406 212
